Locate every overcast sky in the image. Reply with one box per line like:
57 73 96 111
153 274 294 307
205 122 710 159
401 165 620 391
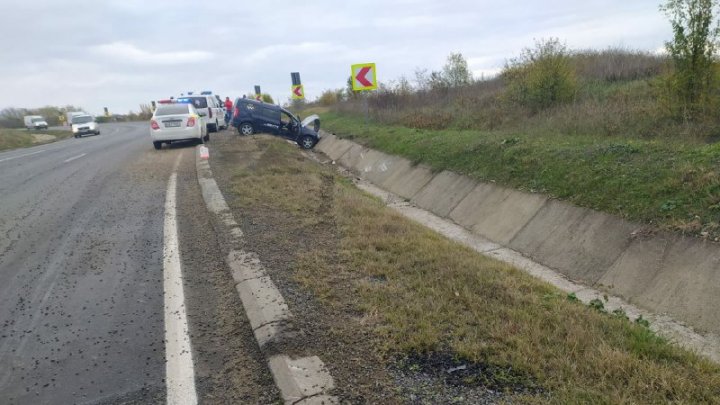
0 0 670 114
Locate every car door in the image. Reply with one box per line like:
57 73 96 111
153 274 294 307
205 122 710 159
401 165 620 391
257 106 281 134
212 96 223 124
279 110 299 140
204 97 215 124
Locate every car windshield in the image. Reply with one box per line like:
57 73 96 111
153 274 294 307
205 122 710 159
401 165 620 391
155 105 190 116
31 118 44 123
176 97 207 109
72 116 93 124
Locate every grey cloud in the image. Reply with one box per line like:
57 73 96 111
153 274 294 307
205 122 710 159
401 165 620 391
0 0 670 113
91 42 215 65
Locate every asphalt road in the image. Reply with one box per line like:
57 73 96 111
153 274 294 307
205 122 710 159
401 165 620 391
0 123 277 404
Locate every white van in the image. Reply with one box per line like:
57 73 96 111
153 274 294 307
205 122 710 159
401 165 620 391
23 115 48 130
174 95 226 133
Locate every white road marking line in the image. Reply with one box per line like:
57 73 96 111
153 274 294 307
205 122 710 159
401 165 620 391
163 153 198 405
0 149 46 163
63 153 87 163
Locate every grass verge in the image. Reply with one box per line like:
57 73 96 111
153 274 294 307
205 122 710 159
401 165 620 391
228 136 720 403
0 128 73 152
300 108 720 240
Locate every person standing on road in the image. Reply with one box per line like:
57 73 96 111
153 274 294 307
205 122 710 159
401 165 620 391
224 97 233 124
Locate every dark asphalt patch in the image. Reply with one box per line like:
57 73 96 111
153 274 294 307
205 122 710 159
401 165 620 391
393 351 544 402
0 124 171 404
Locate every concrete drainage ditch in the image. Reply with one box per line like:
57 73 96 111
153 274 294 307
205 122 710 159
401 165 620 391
314 132 720 363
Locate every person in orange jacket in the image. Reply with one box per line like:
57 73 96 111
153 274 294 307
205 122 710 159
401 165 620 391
224 97 233 123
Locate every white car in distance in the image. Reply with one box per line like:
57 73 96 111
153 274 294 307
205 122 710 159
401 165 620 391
150 103 207 150
71 115 100 138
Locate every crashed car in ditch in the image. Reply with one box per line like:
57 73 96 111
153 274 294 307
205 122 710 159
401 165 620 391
231 98 321 149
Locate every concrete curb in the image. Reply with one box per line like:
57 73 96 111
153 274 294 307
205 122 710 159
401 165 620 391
315 131 720 362
195 147 338 404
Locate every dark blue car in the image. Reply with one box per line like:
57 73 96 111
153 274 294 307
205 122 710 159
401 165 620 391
231 98 321 149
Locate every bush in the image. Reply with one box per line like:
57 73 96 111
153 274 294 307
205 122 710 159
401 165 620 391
398 109 454 130
503 38 578 111
317 43 720 140
662 0 720 120
317 89 344 106
573 48 666 82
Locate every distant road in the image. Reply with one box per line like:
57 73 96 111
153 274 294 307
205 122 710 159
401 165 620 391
0 123 172 403
0 122 278 404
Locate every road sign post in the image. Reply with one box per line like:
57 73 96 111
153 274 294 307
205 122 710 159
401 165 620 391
351 63 378 126
290 72 305 100
351 63 377 91
291 85 305 100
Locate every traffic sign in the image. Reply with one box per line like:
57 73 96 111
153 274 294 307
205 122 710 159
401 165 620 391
291 72 302 86
291 85 305 100
351 63 377 91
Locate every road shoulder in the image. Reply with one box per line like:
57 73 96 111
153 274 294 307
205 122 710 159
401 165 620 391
175 146 281 403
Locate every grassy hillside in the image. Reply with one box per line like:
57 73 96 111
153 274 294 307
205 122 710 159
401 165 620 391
220 136 720 403
298 49 720 240
0 128 73 152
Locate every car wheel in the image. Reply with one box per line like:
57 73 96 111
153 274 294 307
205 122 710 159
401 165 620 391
203 132 210 142
299 135 316 150
153 141 162 150
239 123 254 136
208 122 218 133
96 131 100 135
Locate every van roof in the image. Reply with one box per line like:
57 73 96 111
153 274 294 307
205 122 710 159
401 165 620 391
235 98 280 110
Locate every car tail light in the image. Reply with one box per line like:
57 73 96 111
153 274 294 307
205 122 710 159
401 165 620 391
208 107 213 118
151 120 159 130
187 117 196 127
234 107 240 117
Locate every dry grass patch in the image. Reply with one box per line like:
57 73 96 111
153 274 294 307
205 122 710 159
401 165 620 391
304 186 720 403
229 136 720 403
0 128 71 151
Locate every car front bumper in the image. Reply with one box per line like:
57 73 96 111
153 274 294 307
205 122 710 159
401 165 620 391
74 127 97 135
